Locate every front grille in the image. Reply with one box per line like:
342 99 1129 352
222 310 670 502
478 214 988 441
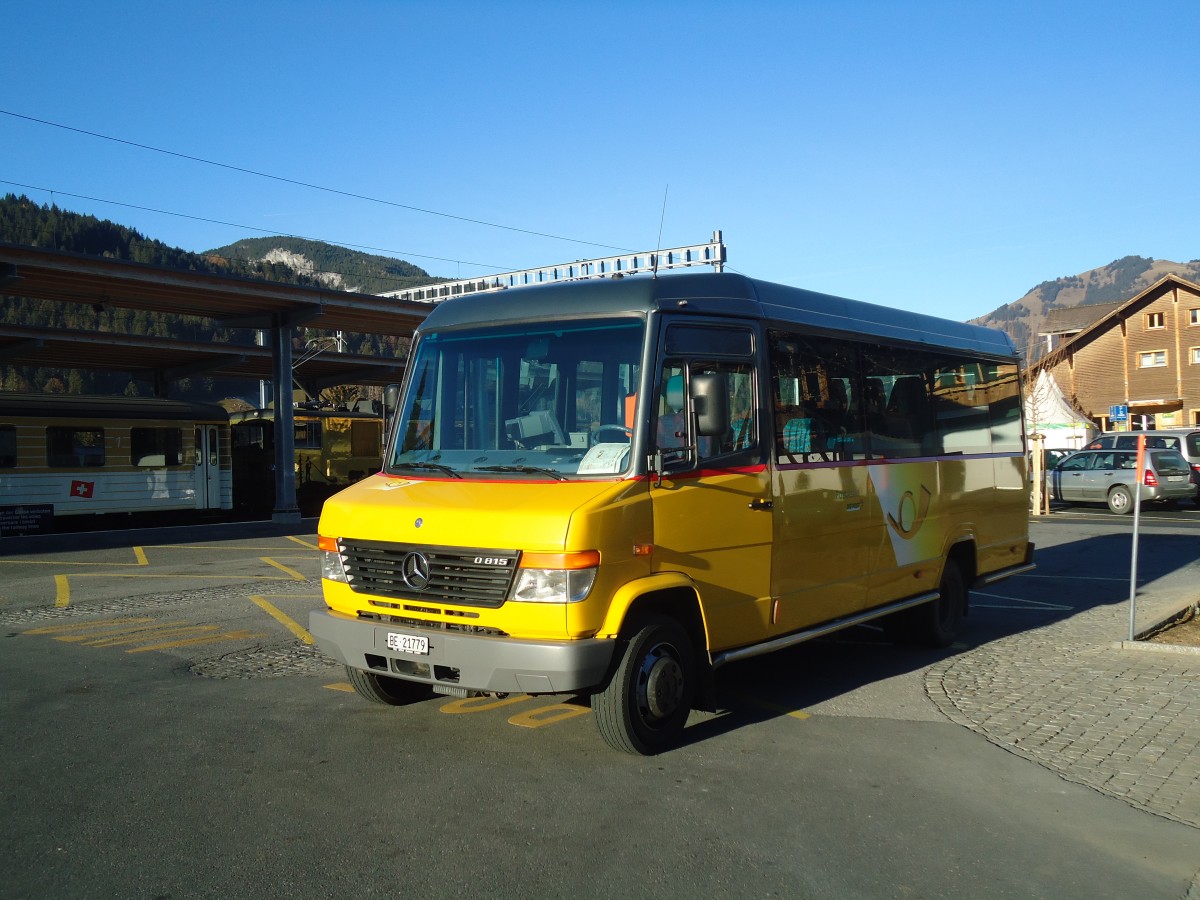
357 611 509 637
339 538 519 608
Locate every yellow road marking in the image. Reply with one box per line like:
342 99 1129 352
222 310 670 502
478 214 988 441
24 617 155 635
24 617 264 653
148 546 315 554
724 690 812 720
127 629 263 652
4 549 151 567
55 575 70 608
324 682 355 693
259 557 308 581
250 595 314 644
57 573 301 580
78 625 221 647
439 694 532 714
287 536 318 550
51 622 197 643
508 703 591 728
49 572 309 607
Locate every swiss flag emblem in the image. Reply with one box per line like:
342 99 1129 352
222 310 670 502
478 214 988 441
70 480 95 498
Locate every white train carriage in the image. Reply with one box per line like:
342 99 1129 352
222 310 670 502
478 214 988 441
0 393 232 523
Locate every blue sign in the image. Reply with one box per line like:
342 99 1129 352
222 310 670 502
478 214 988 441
1110 404 1128 422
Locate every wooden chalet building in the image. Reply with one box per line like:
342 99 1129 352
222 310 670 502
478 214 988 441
1033 274 1200 432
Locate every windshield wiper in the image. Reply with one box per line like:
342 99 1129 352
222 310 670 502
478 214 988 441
391 461 462 479
473 464 568 481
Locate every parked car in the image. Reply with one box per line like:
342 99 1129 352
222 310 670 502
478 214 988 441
1028 447 1077 484
1084 429 1200 504
1051 447 1196 514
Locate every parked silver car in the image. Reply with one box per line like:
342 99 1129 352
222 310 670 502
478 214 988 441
1051 448 1195 514
1084 429 1200 504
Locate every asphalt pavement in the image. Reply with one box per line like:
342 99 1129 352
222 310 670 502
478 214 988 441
4 511 1198 834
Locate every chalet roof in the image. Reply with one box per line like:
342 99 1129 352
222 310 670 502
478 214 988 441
1039 301 1123 335
1031 273 1200 372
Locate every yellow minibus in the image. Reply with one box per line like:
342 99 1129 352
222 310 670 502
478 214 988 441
310 273 1033 753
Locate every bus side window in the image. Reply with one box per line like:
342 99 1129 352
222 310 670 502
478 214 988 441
768 331 866 462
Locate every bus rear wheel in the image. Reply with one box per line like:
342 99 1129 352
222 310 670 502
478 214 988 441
593 616 696 755
884 559 965 648
346 665 430 705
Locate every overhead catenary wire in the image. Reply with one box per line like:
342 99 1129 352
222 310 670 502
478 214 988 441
0 108 635 254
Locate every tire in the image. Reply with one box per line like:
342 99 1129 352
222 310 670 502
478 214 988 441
883 559 965 648
1107 485 1134 515
593 615 696 755
345 665 430 705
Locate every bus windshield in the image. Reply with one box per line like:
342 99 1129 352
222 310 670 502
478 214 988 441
388 318 644 478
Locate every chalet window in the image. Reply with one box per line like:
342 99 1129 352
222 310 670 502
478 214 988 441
1145 312 1165 329
1190 309 1200 326
1139 350 1167 368
1191 347 1200 365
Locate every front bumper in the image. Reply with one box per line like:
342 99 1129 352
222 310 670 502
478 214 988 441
309 608 616 695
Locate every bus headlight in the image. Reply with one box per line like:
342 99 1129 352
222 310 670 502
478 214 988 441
318 535 349 583
511 551 600 603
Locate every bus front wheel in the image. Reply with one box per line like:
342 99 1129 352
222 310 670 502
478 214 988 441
346 665 430 705
593 616 696 755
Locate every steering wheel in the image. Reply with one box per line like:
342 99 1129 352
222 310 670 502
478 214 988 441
591 423 633 445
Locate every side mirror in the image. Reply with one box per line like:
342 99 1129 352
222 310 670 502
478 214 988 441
383 384 401 421
691 373 728 437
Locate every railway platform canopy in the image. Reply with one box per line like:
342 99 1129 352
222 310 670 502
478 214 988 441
0 241 432 520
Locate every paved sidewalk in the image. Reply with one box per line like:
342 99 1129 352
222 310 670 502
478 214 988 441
927 519 1200 828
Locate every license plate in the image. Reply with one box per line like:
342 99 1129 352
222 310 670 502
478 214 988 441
386 632 429 655
1168 475 1185 482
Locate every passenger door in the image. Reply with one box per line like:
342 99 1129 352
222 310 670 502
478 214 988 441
194 425 222 509
1055 453 1089 501
648 321 774 653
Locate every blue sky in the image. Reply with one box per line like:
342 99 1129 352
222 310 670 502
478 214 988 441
3 1 1197 322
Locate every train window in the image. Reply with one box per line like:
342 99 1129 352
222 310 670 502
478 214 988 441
295 422 322 449
232 423 268 450
47 427 105 468
0 425 15 467
132 428 184 467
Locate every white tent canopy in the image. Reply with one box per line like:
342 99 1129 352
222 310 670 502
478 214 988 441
1026 369 1097 451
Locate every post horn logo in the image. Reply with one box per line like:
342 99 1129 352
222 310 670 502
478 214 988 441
887 485 932 540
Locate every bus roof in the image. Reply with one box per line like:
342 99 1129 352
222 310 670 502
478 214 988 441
418 272 1017 360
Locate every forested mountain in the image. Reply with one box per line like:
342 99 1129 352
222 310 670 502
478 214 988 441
206 236 438 296
0 194 439 400
970 255 1200 359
